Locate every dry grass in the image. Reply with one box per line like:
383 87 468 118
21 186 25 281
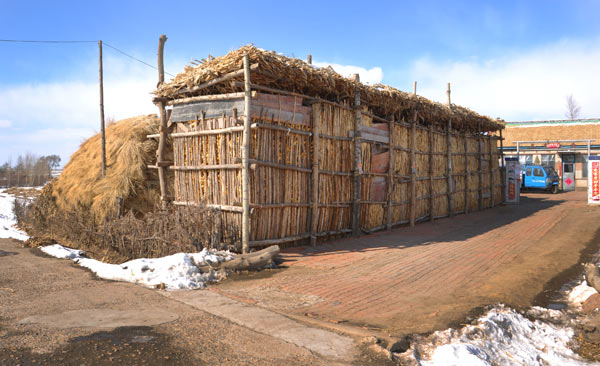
154 45 503 132
50 114 170 221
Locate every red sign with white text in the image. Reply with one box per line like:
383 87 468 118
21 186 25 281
546 142 560 149
590 160 600 204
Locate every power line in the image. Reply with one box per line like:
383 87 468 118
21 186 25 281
0 39 96 43
0 38 175 77
103 42 175 77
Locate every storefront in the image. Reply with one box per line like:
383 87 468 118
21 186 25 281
500 119 600 190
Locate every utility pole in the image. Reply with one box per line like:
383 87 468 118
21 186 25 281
99 40 106 178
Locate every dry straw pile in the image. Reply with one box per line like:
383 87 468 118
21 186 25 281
50 114 166 220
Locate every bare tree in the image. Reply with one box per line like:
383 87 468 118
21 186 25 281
565 94 581 120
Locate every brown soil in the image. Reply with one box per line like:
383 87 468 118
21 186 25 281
2 238 385 365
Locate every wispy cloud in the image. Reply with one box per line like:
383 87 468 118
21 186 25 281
313 61 383 85
408 37 600 121
0 55 186 164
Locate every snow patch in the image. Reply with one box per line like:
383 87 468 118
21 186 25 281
569 280 598 306
41 244 234 290
0 191 29 241
411 306 590 366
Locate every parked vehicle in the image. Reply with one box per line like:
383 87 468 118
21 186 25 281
521 165 560 193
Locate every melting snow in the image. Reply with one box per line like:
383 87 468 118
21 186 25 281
0 190 29 241
41 244 234 290
569 280 598 306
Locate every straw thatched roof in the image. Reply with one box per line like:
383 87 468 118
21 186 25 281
50 114 169 220
154 45 504 132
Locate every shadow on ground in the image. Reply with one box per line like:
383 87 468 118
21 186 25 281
0 326 197 366
282 194 566 261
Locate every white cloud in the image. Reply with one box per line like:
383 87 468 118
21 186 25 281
0 54 187 164
408 38 600 121
313 61 383 85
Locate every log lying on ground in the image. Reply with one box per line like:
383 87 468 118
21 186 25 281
196 245 280 272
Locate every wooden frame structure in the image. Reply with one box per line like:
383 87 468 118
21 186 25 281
151 44 504 252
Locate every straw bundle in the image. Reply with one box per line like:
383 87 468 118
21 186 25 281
51 115 166 220
154 45 503 133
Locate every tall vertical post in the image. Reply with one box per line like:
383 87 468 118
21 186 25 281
156 35 169 208
386 116 395 230
499 128 505 204
429 123 434 221
464 131 469 214
310 104 321 245
242 54 252 253
488 135 495 207
99 40 106 178
409 109 417 227
478 123 483 211
413 81 417 95
446 83 454 216
352 74 362 237
307 54 312 64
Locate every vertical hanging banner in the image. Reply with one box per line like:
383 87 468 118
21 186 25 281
589 156 600 205
505 157 521 204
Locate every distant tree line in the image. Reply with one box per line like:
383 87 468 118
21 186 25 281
0 153 61 188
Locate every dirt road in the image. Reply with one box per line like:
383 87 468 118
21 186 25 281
0 238 387 366
214 191 600 336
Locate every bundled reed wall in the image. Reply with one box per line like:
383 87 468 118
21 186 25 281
166 92 502 249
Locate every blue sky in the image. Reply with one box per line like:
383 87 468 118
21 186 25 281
1 0 600 165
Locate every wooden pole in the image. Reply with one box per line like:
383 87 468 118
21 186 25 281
464 131 469 214
156 35 169 208
307 54 312 64
352 74 362 237
446 119 454 217
499 128 505 204
409 110 417 227
413 81 417 95
386 116 395 230
478 123 483 211
429 123 434 221
242 54 252 253
488 135 495 207
446 82 452 107
310 104 321 245
99 40 106 178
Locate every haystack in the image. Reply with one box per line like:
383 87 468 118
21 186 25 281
50 114 168 220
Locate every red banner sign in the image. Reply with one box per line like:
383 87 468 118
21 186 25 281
593 162 600 201
546 142 560 149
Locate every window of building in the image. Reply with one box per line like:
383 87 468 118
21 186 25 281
541 155 555 167
519 155 533 166
533 168 544 177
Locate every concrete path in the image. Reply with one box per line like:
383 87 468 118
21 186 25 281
162 289 356 362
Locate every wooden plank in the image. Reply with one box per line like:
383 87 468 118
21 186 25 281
349 128 389 144
171 99 244 122
168 164 241 171
249 159 312 173
252 123 312 136
310 104 320 246
156 35 168 208
249 233 311 247
167 92 249 106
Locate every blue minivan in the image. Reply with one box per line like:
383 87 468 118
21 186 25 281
521 165 560 193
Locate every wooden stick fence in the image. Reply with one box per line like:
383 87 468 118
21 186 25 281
155 77 503 249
